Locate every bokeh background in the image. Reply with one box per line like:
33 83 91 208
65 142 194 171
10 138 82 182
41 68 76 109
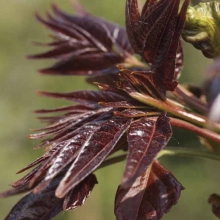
0 0 218 219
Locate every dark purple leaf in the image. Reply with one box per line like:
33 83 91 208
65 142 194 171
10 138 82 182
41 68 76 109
95 81 132 99
208 194 220 218
125 0 141 53
122 113 172 188
39 52 123 75
29 113 95 140
119 69 165 100
125 0 190 92
12 165 43 188
142 0 177 64
5 177 63 220
100 101 144 109
30 4 134 76
12 109 112 190
86 67 121 85
38 108 112 148
114 109 157 118
52 4 134 54
31 122 101 193
157 0 190 91
55 117 131 198
38 90 127 106
0 184 31 198
16 145 61 174
63 174 97 210
4 173 97 220
126 0 171 63
115 160 183 220
34 105 94 127
29 108 111 141
86 66 148 87
140 0 157 19
34 105 91 114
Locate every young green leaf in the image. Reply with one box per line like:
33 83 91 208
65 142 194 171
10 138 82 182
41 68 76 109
182 2 220 58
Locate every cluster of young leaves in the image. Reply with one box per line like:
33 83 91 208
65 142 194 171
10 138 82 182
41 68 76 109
182 1 220 58
2 0 220 219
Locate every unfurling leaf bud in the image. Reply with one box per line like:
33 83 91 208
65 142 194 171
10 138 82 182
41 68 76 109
182 1 220 58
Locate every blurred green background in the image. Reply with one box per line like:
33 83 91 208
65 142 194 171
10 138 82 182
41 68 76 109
0 0 218 219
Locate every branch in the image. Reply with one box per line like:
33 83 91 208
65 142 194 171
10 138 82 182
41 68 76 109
173 84 208 114
129 91 207 126
170 117 220 144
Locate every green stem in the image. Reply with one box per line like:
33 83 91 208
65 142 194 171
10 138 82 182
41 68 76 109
130 91 220 132
158 147 220 161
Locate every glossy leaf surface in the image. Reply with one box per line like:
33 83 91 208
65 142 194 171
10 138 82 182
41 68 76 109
118 67 165 100
4 174 97 220
126 0 190 92
63 174 97 210
115 160 183 220
31 122 101 193
5 176 63 220
56 117 131 198
122 113 172 187
29 107 112 149
1 1 196 219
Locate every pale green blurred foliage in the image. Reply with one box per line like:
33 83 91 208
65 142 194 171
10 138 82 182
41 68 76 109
0 1 218 220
